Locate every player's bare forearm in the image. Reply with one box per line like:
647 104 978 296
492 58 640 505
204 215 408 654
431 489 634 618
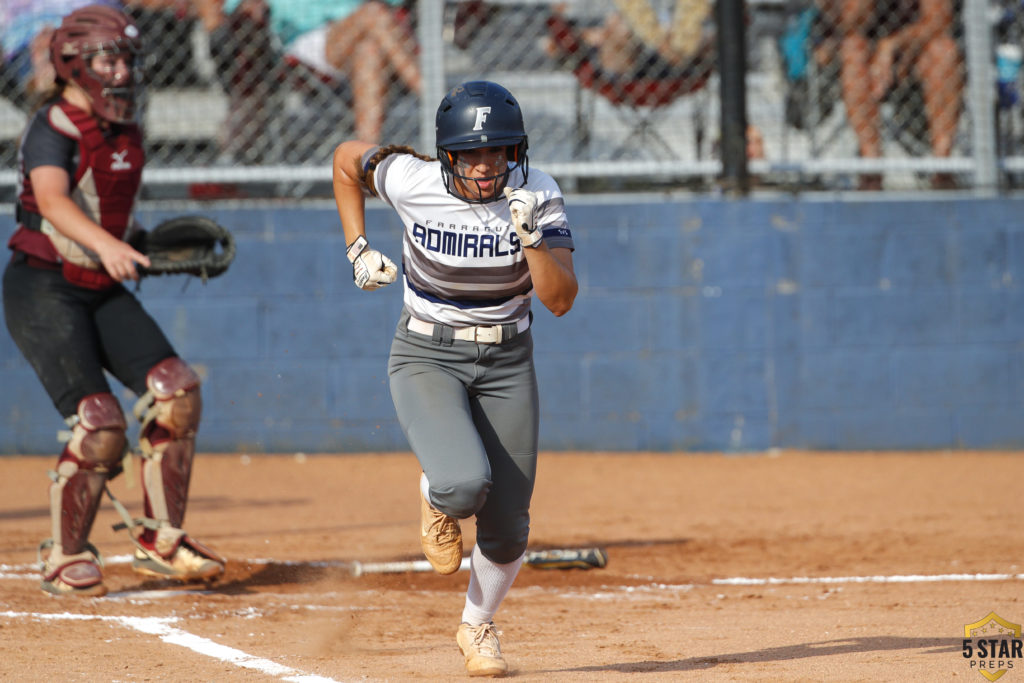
35 192 149 281
37 194 107 249
332 140 375 245
526 246 577 316
32 167 99 246
33 177 138 261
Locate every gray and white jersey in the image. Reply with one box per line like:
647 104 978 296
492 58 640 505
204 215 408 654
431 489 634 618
373 152 574 327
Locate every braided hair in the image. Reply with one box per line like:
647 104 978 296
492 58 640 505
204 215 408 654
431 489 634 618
358 144 435 197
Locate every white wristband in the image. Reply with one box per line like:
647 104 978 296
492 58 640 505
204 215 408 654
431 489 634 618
346 235 368 263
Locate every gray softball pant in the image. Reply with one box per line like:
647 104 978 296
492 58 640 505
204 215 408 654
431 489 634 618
388 308 539 564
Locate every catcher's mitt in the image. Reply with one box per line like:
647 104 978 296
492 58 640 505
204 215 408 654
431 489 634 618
133 216 235 280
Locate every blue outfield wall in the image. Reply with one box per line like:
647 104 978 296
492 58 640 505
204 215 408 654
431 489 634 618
2 194 1023 454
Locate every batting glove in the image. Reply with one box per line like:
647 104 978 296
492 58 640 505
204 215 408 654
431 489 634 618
504 187 543 248
346 235 398 291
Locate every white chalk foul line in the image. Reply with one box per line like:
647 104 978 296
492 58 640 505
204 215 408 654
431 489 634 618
0 611 343 683
5 557 1024 589
714 573 1024 586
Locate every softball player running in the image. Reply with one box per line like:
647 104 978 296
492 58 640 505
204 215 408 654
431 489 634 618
3 5 224 597
332 80 577 676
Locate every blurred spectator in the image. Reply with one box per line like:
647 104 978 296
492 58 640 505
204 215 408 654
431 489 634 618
712 123 768 177
124 0 206 89
820 0 963 189
449 1 490 51
992 0 1024 112
1 0 121 112
551 0 713 83
779 4 841 133
555 2 764 170
547 1 721 161
195 0 421 159
746 122 765 161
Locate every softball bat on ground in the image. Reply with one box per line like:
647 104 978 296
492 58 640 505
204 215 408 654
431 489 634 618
349 546 608 576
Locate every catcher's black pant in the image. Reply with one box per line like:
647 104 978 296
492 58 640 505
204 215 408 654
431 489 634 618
3 252 177 420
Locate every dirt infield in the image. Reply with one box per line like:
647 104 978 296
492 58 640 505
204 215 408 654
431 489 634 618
1 451 1022 681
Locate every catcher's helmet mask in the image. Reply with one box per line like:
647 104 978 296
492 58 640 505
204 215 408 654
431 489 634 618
50 5 143 124
436 81 529 203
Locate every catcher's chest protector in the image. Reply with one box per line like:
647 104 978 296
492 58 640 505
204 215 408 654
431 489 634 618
33 100 144 241
22 103 146 289
55 101 144 240
13 103 142 268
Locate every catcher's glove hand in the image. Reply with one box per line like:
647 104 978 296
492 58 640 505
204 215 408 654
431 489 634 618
132 216 235 280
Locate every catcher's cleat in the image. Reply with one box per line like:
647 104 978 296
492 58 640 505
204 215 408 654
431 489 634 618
132 535 225 582
40 544 107 598
456 622 508 677
420 488 463 575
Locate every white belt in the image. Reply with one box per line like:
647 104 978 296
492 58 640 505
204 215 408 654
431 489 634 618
407 315 530 344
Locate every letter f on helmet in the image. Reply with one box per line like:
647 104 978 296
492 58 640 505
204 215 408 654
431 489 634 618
473 107 492 131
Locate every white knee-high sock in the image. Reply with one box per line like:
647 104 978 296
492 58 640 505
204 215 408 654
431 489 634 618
419 472 431 502
461 544 525 626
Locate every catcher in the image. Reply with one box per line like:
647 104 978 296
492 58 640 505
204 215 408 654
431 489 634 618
2 5 229 597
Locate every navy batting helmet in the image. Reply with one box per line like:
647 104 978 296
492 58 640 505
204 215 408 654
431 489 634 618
436 81 529 202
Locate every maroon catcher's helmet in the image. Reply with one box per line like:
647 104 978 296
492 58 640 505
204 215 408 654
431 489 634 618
50 5 143 123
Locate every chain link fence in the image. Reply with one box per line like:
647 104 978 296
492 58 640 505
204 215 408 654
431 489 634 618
0 0 1021 198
